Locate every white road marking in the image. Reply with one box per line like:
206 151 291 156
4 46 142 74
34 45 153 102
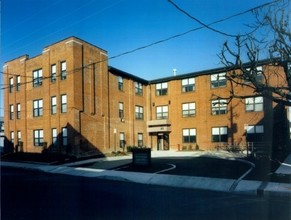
154 163 176 174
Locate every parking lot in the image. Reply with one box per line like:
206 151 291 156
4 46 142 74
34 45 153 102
78 154 289 183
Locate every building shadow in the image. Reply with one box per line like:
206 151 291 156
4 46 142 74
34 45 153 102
43 123 105 158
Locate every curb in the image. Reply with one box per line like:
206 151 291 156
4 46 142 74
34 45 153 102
2 161 291 197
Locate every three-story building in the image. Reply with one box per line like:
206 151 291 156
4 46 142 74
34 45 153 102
3 36 290 155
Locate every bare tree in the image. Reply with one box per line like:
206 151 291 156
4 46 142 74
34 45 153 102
219 0 291 106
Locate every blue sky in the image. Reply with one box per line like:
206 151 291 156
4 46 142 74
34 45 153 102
1 0 272 115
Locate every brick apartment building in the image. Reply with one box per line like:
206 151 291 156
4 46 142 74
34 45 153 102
3 36 290 155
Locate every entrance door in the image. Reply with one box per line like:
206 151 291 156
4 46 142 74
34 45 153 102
157 133 169 151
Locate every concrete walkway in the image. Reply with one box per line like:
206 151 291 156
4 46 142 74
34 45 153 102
275 153 291 175
1 151 291 197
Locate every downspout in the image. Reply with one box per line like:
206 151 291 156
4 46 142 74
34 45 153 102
149 83 153 149
78 45 85 154
92 63 96 115
107 69 111 151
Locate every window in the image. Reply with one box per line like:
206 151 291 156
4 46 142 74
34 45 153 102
17 131 21 144
10 131 14 144
182 78 195 92
212 127 228 142
118 76 123 91
33 129 44 146
245 66 263 83
138 133 143 147
135 106 144 120
156 82 168 96
156 106 168 119
33 99 43 117
245 96 263 112
183 128 197 143
51 64 57 82
119 102 124 118
51 96 57 115
16 76 21 91
135 82 143 95
60 61 66 80
246 125 264 142
52 128 58 146
16 103 21 119
33 69 43 87
62 127 68 146
61 94 67 113
0 121 4 132
211 99 227 115
119 132 125 148
10 104 14 120
211 73 226 88
9 77 13 93
182 103 196 117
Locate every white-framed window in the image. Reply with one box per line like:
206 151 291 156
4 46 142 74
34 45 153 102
33 99 43 117
211 99 227 115
245 96 263 112
9 77 13 93
156 82 168 96
10 104 14 120
119 102 124 118
60 61 66 80
62 127 68 146
156 105 168 119
16 75 21 91
51 96 57 115
182 78 195 92
182 128 196 143
33 69 43 87
118 76 123 91
51 64 57 82
182 102 196 117
10 131 14 144
119 132 125 148
245 66 263 83
52 128 58 146
16 103 21 119
33 129 44 146
246 125 264 142
212 127 228 142
0 121 4 132
211 73 226 88
17 131 21 144
135 82 143 95
138 133 143 147
135 106 144 120
61 94 67 113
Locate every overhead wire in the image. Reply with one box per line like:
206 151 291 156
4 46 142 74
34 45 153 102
2 0 125 55
168 0 281 38
1 0 279 91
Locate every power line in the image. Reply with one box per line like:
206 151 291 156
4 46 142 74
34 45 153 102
168 0 281 38
1 0 279 90
3 0 64 34
168 0 238 37
2 0 125 57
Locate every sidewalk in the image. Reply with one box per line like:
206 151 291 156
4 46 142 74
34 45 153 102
2 151 291 197
275 153 291 175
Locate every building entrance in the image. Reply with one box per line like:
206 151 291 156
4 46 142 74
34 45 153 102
157 133 169 151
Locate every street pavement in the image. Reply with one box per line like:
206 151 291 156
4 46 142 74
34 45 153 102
3 167 290 220
275 153 291 175
1 150 291 197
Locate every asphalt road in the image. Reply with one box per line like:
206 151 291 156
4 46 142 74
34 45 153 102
1 167 290 220
85 156 289 182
